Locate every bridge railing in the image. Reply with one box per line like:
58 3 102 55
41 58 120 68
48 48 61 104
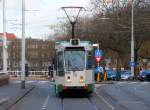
8 71 49 80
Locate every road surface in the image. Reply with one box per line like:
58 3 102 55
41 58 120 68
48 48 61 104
8 81 150 110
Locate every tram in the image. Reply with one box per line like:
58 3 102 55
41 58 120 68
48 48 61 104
53 38 94 95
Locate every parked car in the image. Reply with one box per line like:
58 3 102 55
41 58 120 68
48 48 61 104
138 70 150 81
120 70 132 80
107 70 118 80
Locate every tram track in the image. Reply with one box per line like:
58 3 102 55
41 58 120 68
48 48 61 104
60 97 64 110
59 96 101 110
88 97 101 110
95 88 128 110
118 86 150 108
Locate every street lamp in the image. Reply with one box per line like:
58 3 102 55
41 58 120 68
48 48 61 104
21 0 26 89
131 0 135 77
2 0 7 73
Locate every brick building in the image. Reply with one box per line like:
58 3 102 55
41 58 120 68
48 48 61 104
0 34 54 71
0 32 16 70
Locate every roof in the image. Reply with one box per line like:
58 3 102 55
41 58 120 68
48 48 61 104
0 32 17 40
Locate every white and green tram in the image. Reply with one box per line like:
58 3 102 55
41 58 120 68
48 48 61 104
53 39 94 95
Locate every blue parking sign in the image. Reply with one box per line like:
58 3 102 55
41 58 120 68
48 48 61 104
95 66 104 73
130 61 136 67
95 49 102 58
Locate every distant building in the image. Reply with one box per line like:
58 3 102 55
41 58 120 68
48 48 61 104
4 38 54 71
0 32 17 68
0 33 55 70
0 32 16 40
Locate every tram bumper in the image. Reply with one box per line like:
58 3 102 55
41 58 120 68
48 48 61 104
57 84 94 93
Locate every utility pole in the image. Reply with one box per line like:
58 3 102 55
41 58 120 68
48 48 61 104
3 0 7 73
21 0 25 89
131 0 135 78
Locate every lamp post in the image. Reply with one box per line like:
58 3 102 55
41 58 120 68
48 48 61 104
131 0 135 77
2 0 7 73
21 0 26 89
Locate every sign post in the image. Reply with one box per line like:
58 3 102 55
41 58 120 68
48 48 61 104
95 49 103 82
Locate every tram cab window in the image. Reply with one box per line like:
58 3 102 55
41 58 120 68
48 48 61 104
86 51 93 69
57 52 64 76
65 47 85 71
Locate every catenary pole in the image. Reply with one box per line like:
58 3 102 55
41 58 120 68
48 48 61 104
3 0 7 73
21 0 25 89
131 0 135 77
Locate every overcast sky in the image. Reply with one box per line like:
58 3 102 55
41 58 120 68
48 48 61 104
0 0 90 39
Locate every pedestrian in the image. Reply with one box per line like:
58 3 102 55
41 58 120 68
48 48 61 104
48 64 53 80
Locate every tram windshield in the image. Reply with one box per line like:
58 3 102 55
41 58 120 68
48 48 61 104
65 48 85 71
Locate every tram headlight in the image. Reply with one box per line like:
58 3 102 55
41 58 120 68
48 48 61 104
66 76 71 82
80 76 84 83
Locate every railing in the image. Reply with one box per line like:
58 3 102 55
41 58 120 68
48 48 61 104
8 71 50 80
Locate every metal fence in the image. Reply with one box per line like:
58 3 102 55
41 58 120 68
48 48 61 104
8 71 50 80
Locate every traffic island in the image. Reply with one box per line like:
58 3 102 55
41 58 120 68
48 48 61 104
0 73 9 86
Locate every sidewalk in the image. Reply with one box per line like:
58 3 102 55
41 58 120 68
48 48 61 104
0 81 35 110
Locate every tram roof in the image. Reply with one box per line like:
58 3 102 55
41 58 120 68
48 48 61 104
55 40 93 51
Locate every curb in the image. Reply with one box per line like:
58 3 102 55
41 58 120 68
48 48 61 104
95 81 114 84
0 85 35 110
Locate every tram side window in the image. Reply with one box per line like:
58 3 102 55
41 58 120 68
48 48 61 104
86 51 93 69
57 52 64 76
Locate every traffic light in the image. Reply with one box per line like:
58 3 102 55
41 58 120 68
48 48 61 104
25 64 29 77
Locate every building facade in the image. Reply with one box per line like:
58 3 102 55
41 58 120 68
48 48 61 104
0 37 54 71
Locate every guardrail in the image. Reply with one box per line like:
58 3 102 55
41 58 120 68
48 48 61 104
8 71 50 80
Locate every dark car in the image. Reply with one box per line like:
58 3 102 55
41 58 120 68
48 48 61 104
120 70 132 80
138 70 150 81
107 70 118 80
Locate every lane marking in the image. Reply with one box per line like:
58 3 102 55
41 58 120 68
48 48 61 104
95 89 115 110
41 95 50 110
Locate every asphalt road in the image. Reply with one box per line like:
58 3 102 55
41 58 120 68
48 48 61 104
95 81 150 110
8 81 150 110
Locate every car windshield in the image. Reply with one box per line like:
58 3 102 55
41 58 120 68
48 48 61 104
65 50 85 71
107 70 116 75
121 71 131 75
141 70 150 75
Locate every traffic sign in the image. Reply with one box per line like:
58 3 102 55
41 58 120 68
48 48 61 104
95 49 102 58
95 49 103 62
95 66 104 73
95 57 102 62
130 61 136 67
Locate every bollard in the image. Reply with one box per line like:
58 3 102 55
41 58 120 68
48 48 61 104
97 73 101 82
104 71 107 81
